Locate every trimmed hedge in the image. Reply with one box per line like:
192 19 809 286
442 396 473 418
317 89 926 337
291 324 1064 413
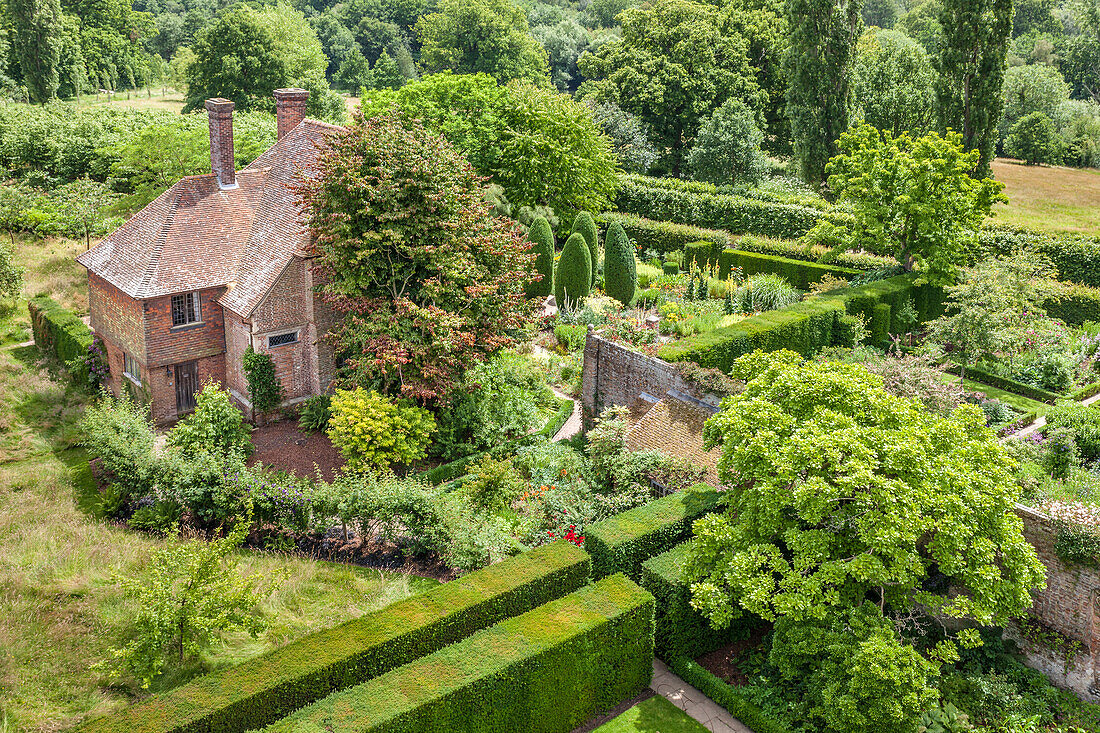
668 656 795 733
659 274 945 371
641 541 758 660
684 241 719 271
79 542 591 733
585 485 724 581
1044 283 1100 326
28 295 93 364
717 249 861 288
948 364 1061 403
265 574 656 733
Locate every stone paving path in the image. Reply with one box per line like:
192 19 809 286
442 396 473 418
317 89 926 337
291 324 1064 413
551 386 582 442
650 659 754 733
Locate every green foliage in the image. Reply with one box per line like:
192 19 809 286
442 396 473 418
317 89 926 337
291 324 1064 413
769 604 939 733
688 350 1045 636
266 575 654 733
603 221 636 306
1043 427 1079 480
666 656 795 733
686 98 766 186
571 211 600 285
297 394 332 432
242 346 282 415
327 388 435 473
526 216 555 299
461 455 527 513
1000 64 1070 142
79 542 590 733
734 272 801 313
784 0 862 185
0 237 23 301
855 27 937 136
919 702 973 733
584 100 658 174
555 231 593 311
127 500 184 535
166 381 253 460
719 248 861 288
826 125 1006 285
585 484 722 581
1005 112 1063 165
935 0 1013 175
10 0 62 102
27 295 92 364
361 73 619 218
415 0 549 85
555 323 587 351
577 0 766 175
1053 522 1100 568
103 520 278 689
80 394 157 498
1044 402 1100 461
298 111 535 400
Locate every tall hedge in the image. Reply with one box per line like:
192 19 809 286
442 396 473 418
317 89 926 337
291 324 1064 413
28 296 93 363
603 221 636 307
555 232 592 310
684 241 718 272
526 216 555 299
572 211 600 285
79 542 591 733
718 249 861 288
265 575 656 733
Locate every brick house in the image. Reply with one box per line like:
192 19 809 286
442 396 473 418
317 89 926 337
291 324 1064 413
77 89 339 423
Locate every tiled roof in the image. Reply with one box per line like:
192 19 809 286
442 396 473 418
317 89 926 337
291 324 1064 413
77 119 340 317
625 391 721 485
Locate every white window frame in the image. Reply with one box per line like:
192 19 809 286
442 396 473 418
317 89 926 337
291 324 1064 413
123 352 142 384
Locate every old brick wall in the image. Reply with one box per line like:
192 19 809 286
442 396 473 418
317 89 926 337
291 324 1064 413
582 330 713 424
223 311 251 405
306 263 336 394
147 352 226 424
250 258 312 402
88 274 146 398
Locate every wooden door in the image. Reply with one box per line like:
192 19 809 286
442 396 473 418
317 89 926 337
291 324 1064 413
174 361 199 414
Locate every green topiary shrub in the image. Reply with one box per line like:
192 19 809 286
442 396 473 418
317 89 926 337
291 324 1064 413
79 542 592 733
265 574 654 733
571 211 599 285
603 221 636 307
684 241 717 272
526 216 555 299
663 261 679 275
555 232 592 311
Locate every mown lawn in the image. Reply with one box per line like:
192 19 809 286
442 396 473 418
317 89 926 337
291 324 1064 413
992 158 1100 236
593 696 709 733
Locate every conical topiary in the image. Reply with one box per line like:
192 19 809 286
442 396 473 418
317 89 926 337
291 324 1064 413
555 232 592 312
571 212 599 286
603 221 636 307
525 216 555 299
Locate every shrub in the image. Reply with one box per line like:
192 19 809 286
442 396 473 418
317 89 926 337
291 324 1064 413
526 215 555 299
555 232 593 311
242 347 283 415
585 484 723 580
27 295 93 364
1044 403 1100 461
736 273 801 313
1006 112 1063 166
79 542 591 733
166 382 253 460
0 237 23 301
297 394 332 432
603 221 636 307
67 336 110 392
555 323 588 351
719 248 861 288
571 211 599 285
265 574 654 733
327 388 436 472
663 260 679 275
81 395 157 499
684 241 718 272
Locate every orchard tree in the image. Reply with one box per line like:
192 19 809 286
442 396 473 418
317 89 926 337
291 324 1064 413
1005 112 1063 165
824 125 1005 285
0 185 32 247
686 98 766 186
935 0 1013 176
416 0 549 85
9 0 62 103
854 27 936 137
578 0 765 175
58 178 117 249
784 0 863 187
297 112 537 402
688 351 1045 709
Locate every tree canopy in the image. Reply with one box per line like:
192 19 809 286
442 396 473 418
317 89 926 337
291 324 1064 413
854 27 936 136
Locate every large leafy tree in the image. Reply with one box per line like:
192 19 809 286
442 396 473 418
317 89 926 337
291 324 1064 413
854 27 936 136
1062 2 1100 104
999 63 1070 141
9 0 62 103
415 0 549 85
689 349 1045 648
69 0 155 91
360 72 619 217
784 0 863 187
824 124 1005 285
935 0 1013 176
577 0 765 175
296 112 537 402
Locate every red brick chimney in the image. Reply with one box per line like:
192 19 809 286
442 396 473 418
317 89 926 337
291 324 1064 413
274 88 310 140
205 98 236 189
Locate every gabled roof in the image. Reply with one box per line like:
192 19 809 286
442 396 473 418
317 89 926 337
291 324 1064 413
77 119 340 317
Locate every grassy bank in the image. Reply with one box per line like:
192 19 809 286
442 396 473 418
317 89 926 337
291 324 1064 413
992 158 1100 235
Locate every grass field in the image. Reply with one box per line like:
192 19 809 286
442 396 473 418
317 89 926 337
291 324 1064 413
593 696 709 733
992 158 1100 236
0 237 439 732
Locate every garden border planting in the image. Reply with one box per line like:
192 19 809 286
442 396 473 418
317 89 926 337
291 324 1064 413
78 541 591 733
585 485 723 581
263 574 656 733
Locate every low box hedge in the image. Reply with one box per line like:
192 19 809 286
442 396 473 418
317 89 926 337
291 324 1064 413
717 249 861 289
667 656 794 733
264 574 656 733
585 485 723 581
28 295 92 364
641 541 758 660
948 365 1061 404
79 541 591 733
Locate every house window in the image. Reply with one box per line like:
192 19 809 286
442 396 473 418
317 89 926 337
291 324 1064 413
267 331 299 348
171 292 201 327
123 352 141 382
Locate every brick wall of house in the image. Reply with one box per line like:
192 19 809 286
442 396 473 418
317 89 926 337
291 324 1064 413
581 330 715 426
147 352 227 424
251 258 312 402
88 273 147 397
223 310 251 406
306 262 336 394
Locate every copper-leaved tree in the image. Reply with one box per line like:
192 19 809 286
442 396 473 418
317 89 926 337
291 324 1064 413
297 111 537 402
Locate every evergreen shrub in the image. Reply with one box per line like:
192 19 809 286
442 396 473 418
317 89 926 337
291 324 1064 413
526 216 555 299
571 211 600 285
555 232 592 310
603 221 637 306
